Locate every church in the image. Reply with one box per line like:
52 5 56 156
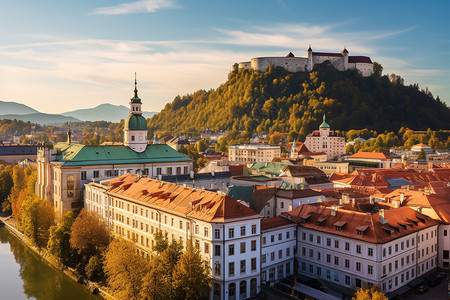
35 77 193 217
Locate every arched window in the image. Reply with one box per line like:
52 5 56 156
229 283 236 300
67 175 74 197
239 280 246 299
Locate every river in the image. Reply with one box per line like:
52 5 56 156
0 227 98 300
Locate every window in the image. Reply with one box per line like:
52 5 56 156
251 224 256 234
302 232 306 240
317 236 321 244
271 252 275 261
229 262 235 276
444 230 448 236
395 260 398 270
368 265 373 275
345 259 350 268
240 242 246 254
356 245 361 254
345 275 350 285
251 240 256 251
326 254 331 263
66 175 75 197
345 242 350 251
309 249 314 257
179 220 183 229
286 231 290 239
326 238 331 247
388 263 392 272
356 262 361 272
262 236 266 244
204 228 209 237
444 250 449 259
156 167 162 175
383 248 386 257
229 228 234 238
334 256 339 266
215 229 220 239
271 235 274 243
229 244 235 256
335 240 339 249
241 226 246 236
239 281 247 297
286 248 290 257
81 171 86 180
278 250 282 259
368 248 373 256
205 243 209 254
309 234 313 242
131 135 135 141
167 167 172 175
214 245 221 256
240 260 246 273
251 258 256 271
388 246 392 255
176 167 181 175
211 262 221 278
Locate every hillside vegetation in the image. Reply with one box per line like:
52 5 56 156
148 64 450 139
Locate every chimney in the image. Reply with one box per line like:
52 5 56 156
379 209 388 224
369 195 374 204
400 193 404 203
331 205 337 216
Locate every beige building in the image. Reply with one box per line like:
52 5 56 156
312 161 349 177
304 116 345 160
228 144 281 163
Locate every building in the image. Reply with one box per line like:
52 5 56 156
411 143 433 155
35 79 192 217
0 144 37 164
290 141 327 162
238 47 373 77
312 161 349 177
228 144 281 164
287 205 439 296
304 115 346 160
346 151 393 171
85 174 263 300
260 216 296 285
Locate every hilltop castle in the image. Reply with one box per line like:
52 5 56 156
238 46 373 77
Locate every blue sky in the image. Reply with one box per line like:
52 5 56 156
0 0 449 114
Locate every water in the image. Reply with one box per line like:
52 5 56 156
0 227 99 300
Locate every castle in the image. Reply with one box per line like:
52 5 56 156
238 46 373 77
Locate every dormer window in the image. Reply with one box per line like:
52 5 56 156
356 225 369 236
301 214 311 224
333 221 347 231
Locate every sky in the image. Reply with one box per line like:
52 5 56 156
0 0 449 114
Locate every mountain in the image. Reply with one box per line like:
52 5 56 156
0 100 39 115
0 113 80 125
62 103 157 122
148 65 450 136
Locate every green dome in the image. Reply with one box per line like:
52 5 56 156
319 114 330 128
124 114 148 131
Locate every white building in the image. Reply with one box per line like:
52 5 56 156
411 143 433 155
36 79 192 217
287 205 439 296
304 116 346 160
260 216 297 285
228 144 281 164
238 47 373 77
85 173 263 300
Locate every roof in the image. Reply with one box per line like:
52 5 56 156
161 171 232 184
53 142 191 166
227 185 253 203
312 52 343 57
320 115 330 128
250 162 287 176
386 178 413 188
276 189 323 199
350 151 390 160
286 52 295 57
0 145 37 156
106 174 261 223
232 175 275 182
286 205 438 243
124 114 147 131
348 56 372 64
283 165 330 185
261 216 296 231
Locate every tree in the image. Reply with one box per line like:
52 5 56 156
372 62 383 78
70 209 109 258
21 196 55 248
197 139 209 153
417 149 426 160
104 238 149 300
47 211 80 267
0 167 13 212
85 255 104 281
352 285 387 300
153 230 169 254
172 240 211 300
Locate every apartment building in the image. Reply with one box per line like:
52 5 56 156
85 173 263 300
228 144 281 164
286 205 438 295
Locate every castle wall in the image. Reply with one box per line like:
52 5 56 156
312 55 345 71
239 62 251 69
348 62 373 77
251 57 307 73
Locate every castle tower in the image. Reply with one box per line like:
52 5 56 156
307 45 313 72
123 74 148 153
341 47 349 71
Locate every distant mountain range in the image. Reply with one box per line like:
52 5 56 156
0 101 157 124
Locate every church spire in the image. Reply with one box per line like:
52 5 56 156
131 72 141 103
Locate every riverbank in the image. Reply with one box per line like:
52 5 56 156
0 215 114 300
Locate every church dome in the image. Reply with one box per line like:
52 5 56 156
124 114 147 131
319 114 330 128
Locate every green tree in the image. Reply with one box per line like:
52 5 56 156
47 211 79 267
352 285 387 300
172 240 211 300
104 238 149 300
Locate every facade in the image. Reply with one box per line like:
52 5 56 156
260 216 297 285
346 151 393 171
35 80 192 217
287 205 439 295
85 174 263 300
238 47 373 77
312 161 349 177
304 116 346 160
411 143 433 155
228 144 281 164
0 145 37 164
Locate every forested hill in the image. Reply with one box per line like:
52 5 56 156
148 64 450 137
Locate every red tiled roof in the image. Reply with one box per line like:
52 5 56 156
350 151 390 159
348 56 372 64
286 205 438 243
261 216 296 231
107 174 260 223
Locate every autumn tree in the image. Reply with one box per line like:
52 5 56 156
21 196 55 248
0 166 13 212
352 285 387 300
172 240 211 300
104 238 149 300
70 209 109 259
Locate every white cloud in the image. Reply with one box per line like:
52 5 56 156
91 0 179 15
